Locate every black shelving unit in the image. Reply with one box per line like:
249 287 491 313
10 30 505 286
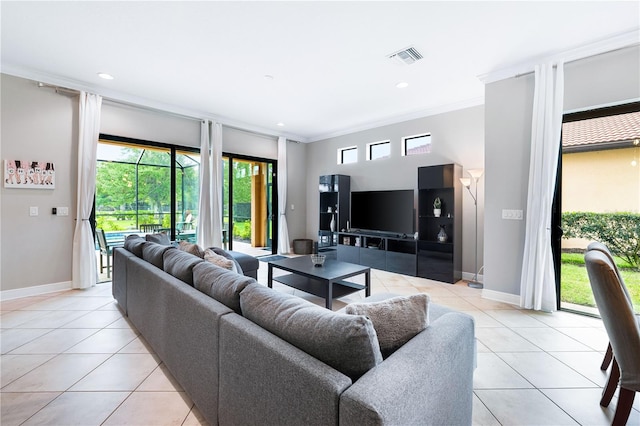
417 164 462 283
318 175 350 259
337 232 417 276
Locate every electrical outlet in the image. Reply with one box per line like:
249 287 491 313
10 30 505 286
57 207 69 216
29 206 38 216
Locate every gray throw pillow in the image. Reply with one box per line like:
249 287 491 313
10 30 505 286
163 248 203 286
146 232 171 246
142 242 175 269
193 262 255 313
240 283 383 381
124 235 146 258
344 293 430 358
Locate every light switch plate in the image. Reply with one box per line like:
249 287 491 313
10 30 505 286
29 206 38 216
502 209 523 220
57 207 69 216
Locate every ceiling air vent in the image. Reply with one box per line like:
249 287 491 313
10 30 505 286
388 46 423 65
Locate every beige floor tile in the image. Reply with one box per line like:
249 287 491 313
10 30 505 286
525 310 600 328
21 391 130 426
15 310 88 329
475 389 578 425
8 328 99 354
473 353 532 389
103 391 193 426
118 336 155 354
17 296 78 311
60 309 124 328
53 296 114 311
2 353 111 392
105 316 138 330
464 297 520 310
0 328 52 354
0 296 50 312
429 296 478 311
70 353 159 391
540 388 640 426
484 310 548 328
475 339 491 353
461 310 504 328
498 352 599 389
472 393 500 426
138 363 184 391
555 327 610 351
65 328 138 354
475 327 542 352
98 300 122 311
548 351 611 387
512 327 593 352
1 309 50 328
0 392 60 426
1 353 55 387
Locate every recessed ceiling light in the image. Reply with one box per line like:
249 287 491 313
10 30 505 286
98 72 114 80
277 122 285 127
396 82 409 89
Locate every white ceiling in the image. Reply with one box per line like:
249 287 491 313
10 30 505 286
2 1 639 142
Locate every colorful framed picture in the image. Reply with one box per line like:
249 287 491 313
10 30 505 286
4 160 55 189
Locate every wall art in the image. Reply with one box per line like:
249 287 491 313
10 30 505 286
4 160 55 189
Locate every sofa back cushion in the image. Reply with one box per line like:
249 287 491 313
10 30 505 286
146 232 171 246
193 262 255 313
163 249 203 286
142 242 175 269
124 235 146 258
239 283 383 381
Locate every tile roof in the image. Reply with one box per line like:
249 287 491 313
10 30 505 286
562 111 640 148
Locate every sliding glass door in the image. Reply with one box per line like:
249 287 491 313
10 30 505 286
222 154 277 256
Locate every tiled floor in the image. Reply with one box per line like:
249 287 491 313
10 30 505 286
3 261 640 425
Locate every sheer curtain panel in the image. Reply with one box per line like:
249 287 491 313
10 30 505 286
277 137 291 254
210 122 223 247
72 92 102 289
520 62 564 312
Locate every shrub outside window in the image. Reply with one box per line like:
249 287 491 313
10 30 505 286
338 146 358 164
366 140 391 161
402 133 431 156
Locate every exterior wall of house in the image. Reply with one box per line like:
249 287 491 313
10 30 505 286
0 73 307 294
561 147 640 249
484 45 640 299
305 105 485 278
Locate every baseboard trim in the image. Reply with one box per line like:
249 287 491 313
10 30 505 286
481 289 520 306
1 281 72 301
461 272 484 283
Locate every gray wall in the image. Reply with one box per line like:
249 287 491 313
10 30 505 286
0 73 306 293
484 45 640 298
305 106 485 277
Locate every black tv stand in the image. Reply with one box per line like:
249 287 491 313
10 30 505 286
337 231 417 276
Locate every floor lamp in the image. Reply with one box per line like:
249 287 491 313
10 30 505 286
460 169 483 289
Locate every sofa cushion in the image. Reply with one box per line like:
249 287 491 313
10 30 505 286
142 242 175 269
163 248 203 286
204 248 236 272
124 235 146 258
146 232 171 246
344 294 430 358
207 247 244 275
193 262 255 313
179 241 205 258
240 283 383 381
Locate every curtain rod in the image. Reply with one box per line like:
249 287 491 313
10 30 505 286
515 43 639 79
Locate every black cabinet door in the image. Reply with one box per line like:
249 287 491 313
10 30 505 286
418 164 455 189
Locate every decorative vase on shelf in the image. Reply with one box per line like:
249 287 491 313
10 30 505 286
433 197 442 217
330 215 336 232
437 225 448 243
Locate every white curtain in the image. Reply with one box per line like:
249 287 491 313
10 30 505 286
277 136 291 254
520 62 564 312
72 92 102 289
197 120 223 248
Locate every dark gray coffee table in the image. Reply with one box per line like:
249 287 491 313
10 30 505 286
267 256 371 310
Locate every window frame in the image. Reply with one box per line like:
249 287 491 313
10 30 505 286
401 133 432 156
337 145 358 164
366 140 391 161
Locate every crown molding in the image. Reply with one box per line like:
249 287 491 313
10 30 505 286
307 97 485 143
1 64 306 143
478 29 640 84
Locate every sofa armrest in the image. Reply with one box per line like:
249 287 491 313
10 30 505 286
339 312 475 426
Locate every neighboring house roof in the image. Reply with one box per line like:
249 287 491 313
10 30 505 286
562 111 640 152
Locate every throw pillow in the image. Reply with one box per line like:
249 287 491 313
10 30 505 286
344 293 430 358
124 234 146 258
207 247 244 275
240 283 383 381
146 231 171 246
179 241 204 258
204 248 236 272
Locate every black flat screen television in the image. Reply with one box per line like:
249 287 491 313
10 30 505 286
350 190 415 235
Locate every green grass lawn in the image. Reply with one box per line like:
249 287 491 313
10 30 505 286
561 253 640 313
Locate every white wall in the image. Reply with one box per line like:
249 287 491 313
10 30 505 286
0 73 306 294
484 45 640 298
305 106 485 277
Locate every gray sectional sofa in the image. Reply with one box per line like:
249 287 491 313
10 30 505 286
112 236 476 425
